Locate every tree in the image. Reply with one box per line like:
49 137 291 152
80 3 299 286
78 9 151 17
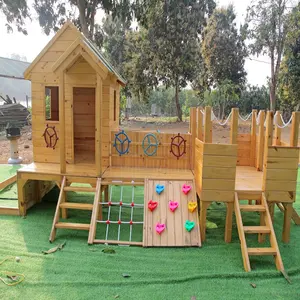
199 5 247 90
278 3 300 112
246 0 291 111
10 53 27 62
142 0 215 121
0 0 29 34
33 0 132 41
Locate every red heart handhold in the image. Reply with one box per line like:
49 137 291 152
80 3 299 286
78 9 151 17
148 200 158 212
182 184 192 195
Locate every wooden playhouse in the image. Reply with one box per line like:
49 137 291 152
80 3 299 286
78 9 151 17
1 21 299 272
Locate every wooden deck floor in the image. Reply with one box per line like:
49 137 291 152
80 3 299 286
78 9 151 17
235 166 263 192
18 163 262 191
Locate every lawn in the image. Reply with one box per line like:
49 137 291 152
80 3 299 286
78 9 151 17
0 168 300 299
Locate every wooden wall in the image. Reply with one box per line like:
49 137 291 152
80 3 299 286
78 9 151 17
237 133 252 166
263 146 299 203
111 131 191 169
195 138 237 202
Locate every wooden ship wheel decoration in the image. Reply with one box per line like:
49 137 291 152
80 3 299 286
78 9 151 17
42 124 59 149
170 133 186 159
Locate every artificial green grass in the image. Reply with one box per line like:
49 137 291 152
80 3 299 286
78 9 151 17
1 171 300 299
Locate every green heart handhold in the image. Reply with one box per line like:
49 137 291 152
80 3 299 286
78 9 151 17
185 220 195 232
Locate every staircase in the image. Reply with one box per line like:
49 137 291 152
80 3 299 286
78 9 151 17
49 176 102 243
234 191 284 272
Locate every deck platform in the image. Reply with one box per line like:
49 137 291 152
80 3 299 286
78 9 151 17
235 166 263 192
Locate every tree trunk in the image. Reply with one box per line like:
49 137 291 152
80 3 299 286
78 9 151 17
270 52 276 111
175 83 182 121
77 0 89 38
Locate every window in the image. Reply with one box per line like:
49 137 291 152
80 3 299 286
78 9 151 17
45 86 59 121
113 90 117 121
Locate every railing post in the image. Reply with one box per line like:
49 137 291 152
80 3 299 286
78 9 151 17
59 71 66 174
256 110 265 171
197 107 203 141
204 106 212 143
250 109 257 166
274 111 282 146
290 112 300 147
190 107 197 169
230 108 239 144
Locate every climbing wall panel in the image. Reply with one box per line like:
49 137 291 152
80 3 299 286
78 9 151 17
143 179 201 247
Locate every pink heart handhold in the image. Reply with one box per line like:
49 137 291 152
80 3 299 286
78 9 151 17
156 223 166 234
169 201 179 212
182 184 191 195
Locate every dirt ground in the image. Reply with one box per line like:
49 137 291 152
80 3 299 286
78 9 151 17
0 117 292 164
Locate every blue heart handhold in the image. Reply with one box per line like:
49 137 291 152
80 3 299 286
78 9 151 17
156 184 165 195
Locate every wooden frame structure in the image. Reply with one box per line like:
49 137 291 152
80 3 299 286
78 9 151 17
1 21 299 272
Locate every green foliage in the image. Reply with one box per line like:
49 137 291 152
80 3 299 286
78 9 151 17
278 3 300 112
45 95 51 120
246 0 290 110
0 0 29 34
198 5 247 90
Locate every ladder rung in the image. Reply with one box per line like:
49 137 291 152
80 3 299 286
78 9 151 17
237 192 262 200
55 222 90 230
239 205 266 212
64 186 96 192
243 226 271 234
60 203 93 210
247 247 277 256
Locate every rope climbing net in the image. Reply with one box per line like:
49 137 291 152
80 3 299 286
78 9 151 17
97 184 144 244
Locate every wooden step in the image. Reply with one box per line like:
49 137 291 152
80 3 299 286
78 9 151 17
247 247 277 256
237 191 262 201
239 205 266 212
64 186 96 193
243 226 271 234
55 222 90 230
60 203 93 210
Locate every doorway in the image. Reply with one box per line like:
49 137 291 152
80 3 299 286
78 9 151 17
73 87 95 164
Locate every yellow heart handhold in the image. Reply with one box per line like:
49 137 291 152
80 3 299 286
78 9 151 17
188 201 197 213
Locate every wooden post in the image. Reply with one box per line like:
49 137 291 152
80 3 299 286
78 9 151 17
204 106 212 143
256 110 265 171
225 202 234 243
250 109 257 166
230 108 239 144
263 111 274 170
290 111 300 147
59 71 66 174
274 111 282 146
196 107 203 141
95 74 102 176
190 107 197 169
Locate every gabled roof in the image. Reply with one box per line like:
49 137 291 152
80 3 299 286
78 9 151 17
0 57 30 79
24 21 126 85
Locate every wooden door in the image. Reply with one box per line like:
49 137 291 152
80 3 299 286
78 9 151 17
73 87 95 164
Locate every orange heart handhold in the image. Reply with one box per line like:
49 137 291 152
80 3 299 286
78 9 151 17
188 201 197 213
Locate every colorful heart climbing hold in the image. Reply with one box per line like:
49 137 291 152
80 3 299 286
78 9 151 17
182 184 192 195
185 220 195 232
148 200 158 212
156 223 166 234
169 201 179 212
188 201 197 213
156 184 165 195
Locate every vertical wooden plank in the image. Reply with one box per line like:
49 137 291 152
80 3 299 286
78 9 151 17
250 109 257 166
167 180 176 246
282 203 293 243
256 110 265 171
290 112 300 147
17 176 26 216
152 180 160 246
225 202 234 243
160 180 168 246
190 107 197 170
197 107 203 141
204 106 212 143
95 74 102 176
59 71 66 173
230 108 239 144
147 179 153 246
274 111 282 146
200 201 211 242
263 111 274 170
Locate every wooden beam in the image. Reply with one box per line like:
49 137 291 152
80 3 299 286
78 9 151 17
204 106 212 143
290 111 300 147
95 74 102 176
230 108 239 144
256 110 265 171
197 107 203 141
59 71 66 174
250 110 257 166
274 111 282 146
0 175 17 190
0 207 19 216
263 111 274 173
190 107 197 169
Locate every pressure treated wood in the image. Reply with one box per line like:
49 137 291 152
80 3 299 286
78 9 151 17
143 179 201 247
0 175 17 190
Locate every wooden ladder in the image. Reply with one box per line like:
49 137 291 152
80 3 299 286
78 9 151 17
234 191 284 272
49 176 102 243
